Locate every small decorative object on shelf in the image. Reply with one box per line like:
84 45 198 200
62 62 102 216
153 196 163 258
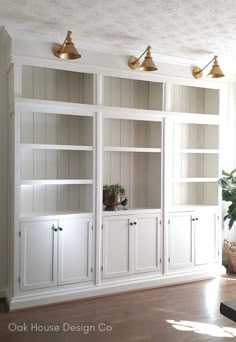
103 183 127 211
120 197 128 210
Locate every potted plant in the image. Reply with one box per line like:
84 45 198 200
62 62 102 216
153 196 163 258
218 169 236 229
103 183 128 211
219 169 236 273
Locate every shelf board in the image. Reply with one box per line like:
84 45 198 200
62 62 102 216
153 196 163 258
174 149 219 154
102 207 161 216
20 210 93 221
170 205 219 211
21 144 93 151
104 147 161 153
172 177 218 183
21 179 93 185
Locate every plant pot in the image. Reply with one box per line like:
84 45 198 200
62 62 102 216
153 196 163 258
103 191 121 211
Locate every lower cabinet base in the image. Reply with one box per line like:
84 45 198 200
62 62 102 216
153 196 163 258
6 266 225 311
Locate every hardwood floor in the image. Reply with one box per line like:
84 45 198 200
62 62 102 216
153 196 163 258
1 275 236 341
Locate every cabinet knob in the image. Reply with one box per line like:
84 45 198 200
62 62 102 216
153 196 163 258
192 218 195 221
130 222 133 226
133 222 137 225
195 218 198 221
52 225 58 232
59 227 63 231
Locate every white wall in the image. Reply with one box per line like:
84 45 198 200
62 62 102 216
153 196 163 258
0 73 8 295
222 81 236 240
0 29 11 295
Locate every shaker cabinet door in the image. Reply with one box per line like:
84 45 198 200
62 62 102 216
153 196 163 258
134 215 161 274
20 220 58 291
58 218 93 285
102 216 132 279
169 213 194 269
194 211 218 265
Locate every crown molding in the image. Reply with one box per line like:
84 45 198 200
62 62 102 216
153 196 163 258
5 26 236 76
5 26 194 67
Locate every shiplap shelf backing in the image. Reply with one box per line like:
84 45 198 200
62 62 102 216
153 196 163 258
170 84 219 115
22 66 94 104
21 113 93 145
103 76 163 110
21 150 93 180
173 154 219 178
20 184 93 215
103 118 162 210
172 182 218 206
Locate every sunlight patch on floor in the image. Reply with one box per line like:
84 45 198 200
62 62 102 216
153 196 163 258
220 276 236 281
166 320 236 338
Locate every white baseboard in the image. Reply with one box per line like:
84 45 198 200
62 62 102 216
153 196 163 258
8 267 222 311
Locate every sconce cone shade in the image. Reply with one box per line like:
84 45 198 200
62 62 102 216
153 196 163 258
128 46 157 71
139 46 158 71
207 57 224 78
53 31 81 60
192 55 224 79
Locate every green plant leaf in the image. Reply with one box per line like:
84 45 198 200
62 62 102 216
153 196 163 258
222 170 231 176
230 168 236 176
219 168 236 230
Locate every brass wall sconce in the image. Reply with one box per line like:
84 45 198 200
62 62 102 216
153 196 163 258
53 31 81 60
128 46 158 71
192 55 224 79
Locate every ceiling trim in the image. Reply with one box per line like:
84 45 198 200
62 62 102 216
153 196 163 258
4 26 236 79
6 26 194 67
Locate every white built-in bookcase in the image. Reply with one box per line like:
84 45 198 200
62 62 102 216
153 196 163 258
5 54 224 309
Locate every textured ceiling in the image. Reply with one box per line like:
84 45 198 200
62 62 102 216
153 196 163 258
1 0 236 67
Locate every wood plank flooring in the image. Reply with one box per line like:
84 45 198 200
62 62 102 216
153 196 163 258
1 275 236 341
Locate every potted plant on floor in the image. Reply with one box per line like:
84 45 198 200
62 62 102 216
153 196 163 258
219 169 236 273
103 183 128 211
218 169 236 229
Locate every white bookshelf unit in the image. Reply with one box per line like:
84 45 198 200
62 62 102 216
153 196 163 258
2 37 225 310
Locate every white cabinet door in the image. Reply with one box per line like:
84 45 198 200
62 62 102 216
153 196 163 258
58 218 93 285
169 213 194 269
102 216 132 279
134 214 161 274
20 220 58 290
194 211 218 265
